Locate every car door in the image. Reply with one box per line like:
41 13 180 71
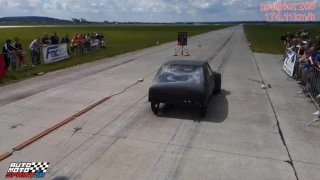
205 63 214 93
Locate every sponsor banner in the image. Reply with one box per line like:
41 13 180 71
91 39 100 46
283 49 297 77
42 43 68 64
0 54 6 77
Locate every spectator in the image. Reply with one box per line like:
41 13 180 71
100 37 106 48
29 37 41 66
85 33 91 53
100 33 104 41
9 47 17 71
70 34 76 53
314 49 320 68
316 35 320 49
76 34 84 53
13 37 26 69
42 33 50 45
61 34 71 55
2 39 12 71
313 94 320 116
311 44 318 59
50 31 59 45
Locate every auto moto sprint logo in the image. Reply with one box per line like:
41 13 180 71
5 162 49 178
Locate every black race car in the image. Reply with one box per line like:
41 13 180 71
148 60 221 117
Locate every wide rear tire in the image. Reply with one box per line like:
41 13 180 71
151 102 160 114
213 72 221 94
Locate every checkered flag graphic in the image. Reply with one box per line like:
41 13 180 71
28 162 49 173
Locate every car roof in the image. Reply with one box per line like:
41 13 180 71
164 60 206 66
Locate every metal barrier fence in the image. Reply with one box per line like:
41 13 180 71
291 56 320 126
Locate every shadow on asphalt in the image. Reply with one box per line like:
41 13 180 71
156 89 230 122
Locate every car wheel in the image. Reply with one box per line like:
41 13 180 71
151 102 160 114
213 72 221 94
200 104 207 117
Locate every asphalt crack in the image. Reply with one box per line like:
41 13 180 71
251 50 299 180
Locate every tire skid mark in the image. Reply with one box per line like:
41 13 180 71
108 104 150 138
47 95 150 179
216 31 239 76
147 30 237 180
171 122 202 180
206 31 235 63
72 104 151 180
171 31 238 180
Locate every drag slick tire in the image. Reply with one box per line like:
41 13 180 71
213 72 221 94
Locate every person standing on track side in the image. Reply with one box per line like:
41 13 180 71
76 34 83 53
13 37 27 69
42 33 50 45
61 34 71 56
50 31 59 45
2 39 13 71
9 46 17 71
29 37 41 67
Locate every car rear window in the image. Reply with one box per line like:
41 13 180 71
155 64 203 84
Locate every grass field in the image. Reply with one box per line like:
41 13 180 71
244 24 320 54
0 25 232 86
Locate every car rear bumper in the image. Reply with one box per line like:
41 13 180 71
148 98 203 106
148 84 206 106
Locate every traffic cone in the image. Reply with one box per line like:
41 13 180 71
198 41 201 47
173 49 178 56
248 42 251 47
185 49 189 56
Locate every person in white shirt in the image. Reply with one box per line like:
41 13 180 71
29 37 41 66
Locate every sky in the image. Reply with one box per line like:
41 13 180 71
0 0 319 22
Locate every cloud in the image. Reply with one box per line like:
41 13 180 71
0 0 319 22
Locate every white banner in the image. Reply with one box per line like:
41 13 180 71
283 49 297 77
91 39 100 47
42 43 68 64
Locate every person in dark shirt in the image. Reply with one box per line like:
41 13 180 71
60 34 70 44
42 33 50 45
50 31 59 45
2 39 13 71
13 37 27 69
100 33 104 40
316 35 320 50
61 34 71 55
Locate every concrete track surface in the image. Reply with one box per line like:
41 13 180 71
0 25 319 180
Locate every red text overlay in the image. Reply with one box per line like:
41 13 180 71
260 1 316 12
265 12 316 21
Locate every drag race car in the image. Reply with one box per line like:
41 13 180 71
148 60 221 117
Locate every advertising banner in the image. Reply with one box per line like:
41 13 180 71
283 49 297 77
42 43 68 64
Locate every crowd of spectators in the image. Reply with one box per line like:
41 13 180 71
281 28 320 116
2 31 107 72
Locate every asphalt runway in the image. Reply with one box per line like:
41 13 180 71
0 25 319 180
